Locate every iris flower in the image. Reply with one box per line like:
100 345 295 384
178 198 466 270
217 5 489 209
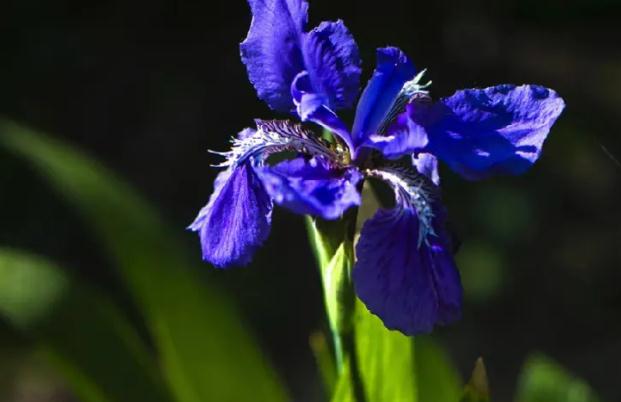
189 0 565 335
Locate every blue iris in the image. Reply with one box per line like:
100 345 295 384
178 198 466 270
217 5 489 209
189 0 565 335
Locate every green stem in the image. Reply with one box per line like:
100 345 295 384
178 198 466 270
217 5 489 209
306 210 366 401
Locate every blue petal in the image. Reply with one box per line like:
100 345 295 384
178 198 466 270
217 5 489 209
256 156 362 220
423 84 565 180
302 20 361 110
351 47 416 146
413 153 440 185
353 206 462 335
189 163 273 267
291 71 355 153
361 103 429 159
240 0 308 112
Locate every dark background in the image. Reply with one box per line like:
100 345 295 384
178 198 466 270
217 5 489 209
1 0 620 401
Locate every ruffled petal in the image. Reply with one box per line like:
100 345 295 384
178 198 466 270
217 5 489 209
189 163 273 267
302 20 361 110
354 207 462 335
240 0 308 112
422 84 565 180
352 47 417 146
256 156 362 219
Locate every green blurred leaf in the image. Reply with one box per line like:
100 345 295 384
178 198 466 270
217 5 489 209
416 336 463 402
461 358 490 402
309 331 337 398
515 354 602 402
0 119 288 402
0 248 170 402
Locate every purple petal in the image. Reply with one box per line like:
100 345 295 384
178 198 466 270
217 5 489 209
351 47 416 146
291 71 355 153
353 207 462 335
302 20 361 110
423 84 565 180
413 153 440 185
189 163 273 267
256 156 362 220
240 0 308 112
361 103 429 159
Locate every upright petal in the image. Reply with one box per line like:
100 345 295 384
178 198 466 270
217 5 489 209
352 47 416 146
257 156 362 220
354 166 462 335
189 163 273 267
240 0 308 112
422 84 565 179
360 103 429 159
302 20 361 110
291 71 355 153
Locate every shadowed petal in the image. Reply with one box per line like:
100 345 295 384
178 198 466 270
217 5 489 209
413 153 440 185
240 0 308 112
291 71 354 152
303 20 361 110
189 163 273 267
422 84 565 179
355 166 461 335
257 156 362 219
353 206 462 335
352 47 416 146
361 103 429 159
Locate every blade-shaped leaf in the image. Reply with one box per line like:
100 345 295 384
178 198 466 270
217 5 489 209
0 248 170 402
515 354 602 402
0 119 288 402
352 300 418 402
331 303 463 402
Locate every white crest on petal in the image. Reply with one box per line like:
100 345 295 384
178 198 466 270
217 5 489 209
376 69 432 135
364 165 438 247
212 119 338 168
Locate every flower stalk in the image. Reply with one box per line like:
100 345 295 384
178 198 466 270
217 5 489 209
306 210 366 401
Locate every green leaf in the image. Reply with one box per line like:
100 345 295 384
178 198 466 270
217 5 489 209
515 354 602 402
0 119 288 402
416 336 463 402
461 358 490 402
351 300 418 402
310 182 464 402
306 215 357 370
0 248 170 402
331 304 463 402
309 331 337 398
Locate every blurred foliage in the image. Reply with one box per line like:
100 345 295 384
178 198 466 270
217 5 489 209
461 358 490 402
0 248 169 402
0 119 287 402
0 121 608 402
515 355 602 402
